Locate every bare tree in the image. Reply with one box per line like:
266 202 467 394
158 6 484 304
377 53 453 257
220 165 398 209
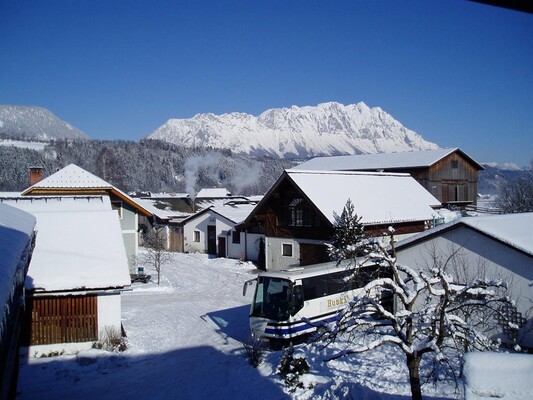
425 241 528 351
495 174 533 213
142 226 173 285
321 231 516 400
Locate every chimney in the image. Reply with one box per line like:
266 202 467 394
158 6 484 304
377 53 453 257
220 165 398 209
29 166 43 186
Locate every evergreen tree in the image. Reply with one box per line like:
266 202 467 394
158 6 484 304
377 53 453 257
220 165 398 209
328 198 369 263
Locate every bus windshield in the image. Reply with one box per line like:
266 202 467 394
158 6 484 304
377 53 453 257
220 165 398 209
251 277 292 321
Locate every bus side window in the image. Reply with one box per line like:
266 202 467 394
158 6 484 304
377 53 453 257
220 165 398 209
291 285 304 316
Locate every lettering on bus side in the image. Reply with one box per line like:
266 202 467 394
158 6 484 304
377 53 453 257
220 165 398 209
326 295 348 309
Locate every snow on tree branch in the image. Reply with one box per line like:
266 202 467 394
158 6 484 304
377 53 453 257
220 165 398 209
322 214 518 400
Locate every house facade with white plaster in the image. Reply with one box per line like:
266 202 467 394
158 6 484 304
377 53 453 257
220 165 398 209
182 200 260 261
394 212 533 349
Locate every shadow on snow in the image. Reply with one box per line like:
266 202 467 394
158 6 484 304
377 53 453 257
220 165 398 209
17 345 288 400
202 304 252 344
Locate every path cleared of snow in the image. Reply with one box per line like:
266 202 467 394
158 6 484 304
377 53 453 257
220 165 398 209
17 252 460 399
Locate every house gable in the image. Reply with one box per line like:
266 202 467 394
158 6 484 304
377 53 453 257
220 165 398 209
22 164 152 217
395 212 533 259
394 213 533 348
244 172 332 241
244 169 441 270
245 170 440 239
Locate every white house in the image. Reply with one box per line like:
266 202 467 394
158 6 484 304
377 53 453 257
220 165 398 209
394 212 533 349
0 195 131 355
182 200 260 260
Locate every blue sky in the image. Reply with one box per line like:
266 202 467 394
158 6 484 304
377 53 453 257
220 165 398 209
1 1 531 166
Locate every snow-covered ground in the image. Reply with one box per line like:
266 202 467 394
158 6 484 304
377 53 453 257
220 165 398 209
15 252 469 399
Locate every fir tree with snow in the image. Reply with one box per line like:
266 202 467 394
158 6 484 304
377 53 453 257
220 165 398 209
328 199 370 263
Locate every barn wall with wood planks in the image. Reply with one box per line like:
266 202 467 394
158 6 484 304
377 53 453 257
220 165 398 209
427 153 479 206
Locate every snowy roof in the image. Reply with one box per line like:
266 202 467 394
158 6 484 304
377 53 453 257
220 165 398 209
0 192 23 197
0 203 36 311
21 164 153 217
283 170 440 225
136 198 192 220
1 196 131 292
181 199 258 225
196 188 231 198
396 212 533 257
210 201 258 224
292 148 484 171
23 164 112 190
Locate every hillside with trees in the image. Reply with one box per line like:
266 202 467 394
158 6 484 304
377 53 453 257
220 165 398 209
0 139 295 195
1 137 531 199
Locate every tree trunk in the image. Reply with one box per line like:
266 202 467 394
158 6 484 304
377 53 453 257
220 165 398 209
406 354 423 400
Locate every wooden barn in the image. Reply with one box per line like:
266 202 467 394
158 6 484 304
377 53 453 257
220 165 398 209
241 170 441 271
0 196 131 355
0 203 36 399
293 148 484 209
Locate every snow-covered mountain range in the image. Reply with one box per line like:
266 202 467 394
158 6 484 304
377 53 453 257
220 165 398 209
0 105 89 141
147 102 439 158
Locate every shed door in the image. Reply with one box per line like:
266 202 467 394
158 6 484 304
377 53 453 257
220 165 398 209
442 185 449 203
24 295 98 345
169 227 183 252
207 225 217 255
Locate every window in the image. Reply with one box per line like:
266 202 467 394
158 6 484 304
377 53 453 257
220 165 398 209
232 231 240 244
281 243 293 257
193 231 200 242
289 198 303 226
252 277 292 321
451 160 458 169
288 198 311 226
300 267 387 301
111 201 123 218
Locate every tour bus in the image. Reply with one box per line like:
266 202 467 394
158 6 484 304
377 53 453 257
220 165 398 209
243 260 389 346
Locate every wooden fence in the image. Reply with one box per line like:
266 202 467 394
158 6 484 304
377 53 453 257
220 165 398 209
25 295 98 345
